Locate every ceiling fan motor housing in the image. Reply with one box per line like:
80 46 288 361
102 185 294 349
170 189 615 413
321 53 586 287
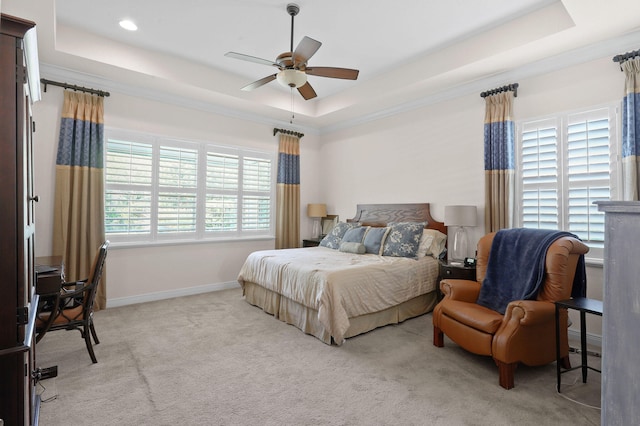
287 4 300 16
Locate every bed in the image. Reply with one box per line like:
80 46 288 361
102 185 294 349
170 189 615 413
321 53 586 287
237 203 447 345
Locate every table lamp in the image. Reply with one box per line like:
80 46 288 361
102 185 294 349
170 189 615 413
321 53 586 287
444 205 477 264
307 203 327 239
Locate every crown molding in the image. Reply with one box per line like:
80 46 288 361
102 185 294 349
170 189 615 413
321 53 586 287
321 29 640 134
38 63 317 136
40 29 640 138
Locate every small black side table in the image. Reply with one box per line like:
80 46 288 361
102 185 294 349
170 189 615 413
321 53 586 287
439 261 477 281
555 297 603 392
302 237 322 247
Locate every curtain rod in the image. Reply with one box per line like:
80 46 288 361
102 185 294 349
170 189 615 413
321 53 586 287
613 49 640 70
273 127 304 138
480 83 519 98
40 78 111 97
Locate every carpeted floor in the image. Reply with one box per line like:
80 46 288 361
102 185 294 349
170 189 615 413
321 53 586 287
36 288 601 425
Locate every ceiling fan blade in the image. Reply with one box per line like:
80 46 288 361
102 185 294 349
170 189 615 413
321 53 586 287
293 36 322 66
297 82 317 100
225 52 280 68
305 67 359 80
241 74 277 91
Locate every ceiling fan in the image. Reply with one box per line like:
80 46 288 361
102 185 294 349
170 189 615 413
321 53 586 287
225 3 359 100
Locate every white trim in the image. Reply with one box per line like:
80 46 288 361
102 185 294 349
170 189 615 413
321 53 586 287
107 281 240 308
39 29 640 136
568 328 602 351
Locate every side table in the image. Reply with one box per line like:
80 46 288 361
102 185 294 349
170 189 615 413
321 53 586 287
438 261 477 299
302 237 322 247
439 261 476 281
555 297 603 392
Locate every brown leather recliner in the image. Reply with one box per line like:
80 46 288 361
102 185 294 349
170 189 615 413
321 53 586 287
432 232 589 389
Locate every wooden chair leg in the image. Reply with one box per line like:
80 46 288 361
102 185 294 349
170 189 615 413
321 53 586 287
495 360 517 389
560 355 571 370
84 323 98 363
433 325 444 347
90 321 100 345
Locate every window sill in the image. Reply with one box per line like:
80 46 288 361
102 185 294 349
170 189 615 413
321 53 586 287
108 235 275 250
584 257 603 268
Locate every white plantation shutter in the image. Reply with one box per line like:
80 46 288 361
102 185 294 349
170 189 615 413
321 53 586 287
104 129 275 243
566 111 610 246
517 106 617 259
521 120 559 230
242 156 271 231
158 145 198 234
205 152 239 232
105 139 153 237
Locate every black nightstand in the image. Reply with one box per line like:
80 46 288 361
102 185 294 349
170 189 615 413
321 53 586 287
438 261 477 300
439 261 477 282
302 237 322 247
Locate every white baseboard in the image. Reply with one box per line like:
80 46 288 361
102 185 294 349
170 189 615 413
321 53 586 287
568 328 602 351
107 281 240 308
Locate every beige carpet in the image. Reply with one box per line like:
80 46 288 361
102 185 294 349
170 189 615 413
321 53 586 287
36 288 601 425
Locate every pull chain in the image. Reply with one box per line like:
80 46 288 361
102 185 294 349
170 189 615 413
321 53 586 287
290 88 295 124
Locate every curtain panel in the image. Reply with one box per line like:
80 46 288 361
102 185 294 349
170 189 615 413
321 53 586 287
53 91 107 310
275 133 300 249
622 57 640 200
484 91 515 232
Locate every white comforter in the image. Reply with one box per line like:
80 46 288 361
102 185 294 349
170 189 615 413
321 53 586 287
237 246 439 344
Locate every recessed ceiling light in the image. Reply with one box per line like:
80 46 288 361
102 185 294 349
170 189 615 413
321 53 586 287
119 20 138 31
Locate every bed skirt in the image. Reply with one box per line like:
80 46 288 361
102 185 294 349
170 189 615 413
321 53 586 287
242 281 438 345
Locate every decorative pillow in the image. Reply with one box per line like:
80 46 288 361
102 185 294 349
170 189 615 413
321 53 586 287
363 227 390 255
319 222 360 249
339 242 366 254
417 229 447 259
382 222 426 258
342 226 369 243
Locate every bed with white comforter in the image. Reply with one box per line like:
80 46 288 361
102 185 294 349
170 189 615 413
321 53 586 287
237 203 447 344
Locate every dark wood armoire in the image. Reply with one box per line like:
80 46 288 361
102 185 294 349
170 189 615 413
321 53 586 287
0 13 41 426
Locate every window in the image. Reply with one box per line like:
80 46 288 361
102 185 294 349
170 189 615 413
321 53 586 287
517 105 619 260
105 129 274 244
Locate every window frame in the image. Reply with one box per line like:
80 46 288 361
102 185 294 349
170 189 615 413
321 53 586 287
515 102 620 263
104 128 276 246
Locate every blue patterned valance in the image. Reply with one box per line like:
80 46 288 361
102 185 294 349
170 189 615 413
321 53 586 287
56 117 104 168
622 91 640 158
277 152 300 185
483 121 515 171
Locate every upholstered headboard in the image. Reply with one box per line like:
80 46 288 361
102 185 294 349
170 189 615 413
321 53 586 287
347 203 446 235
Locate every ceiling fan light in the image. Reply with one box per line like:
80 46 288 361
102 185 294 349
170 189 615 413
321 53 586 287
277 69 307 88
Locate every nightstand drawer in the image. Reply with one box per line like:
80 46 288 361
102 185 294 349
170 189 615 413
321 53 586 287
439 262 477 281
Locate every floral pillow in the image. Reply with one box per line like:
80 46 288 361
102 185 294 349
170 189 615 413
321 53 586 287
382 222 426 258
319 222 360 249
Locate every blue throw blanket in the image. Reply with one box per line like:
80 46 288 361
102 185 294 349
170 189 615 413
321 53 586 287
476 228 586 314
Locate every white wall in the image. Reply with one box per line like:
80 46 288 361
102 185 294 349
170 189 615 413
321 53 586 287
32 90 324 305
319 55 623 340
31 45 620 340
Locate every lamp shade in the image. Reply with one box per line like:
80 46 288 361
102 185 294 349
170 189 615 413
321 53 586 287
444 205 477 227
307 203 327 218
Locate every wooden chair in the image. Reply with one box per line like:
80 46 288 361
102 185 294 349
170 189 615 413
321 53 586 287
36 241 109 363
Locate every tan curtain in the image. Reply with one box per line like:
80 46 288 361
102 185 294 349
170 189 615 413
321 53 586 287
622 57 640 200
484 91 515 232
52 91 107 310
275 133 300 249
